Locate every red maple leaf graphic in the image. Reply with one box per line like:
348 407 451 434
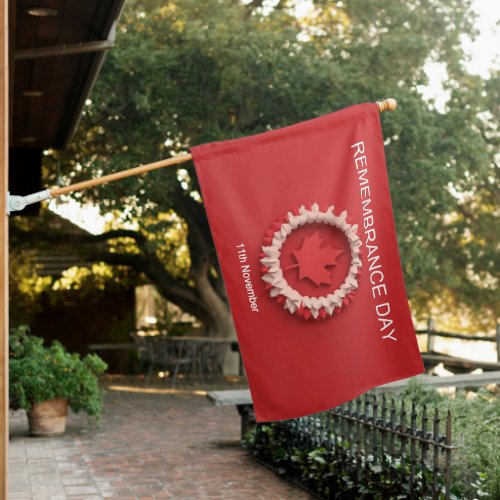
286 231 343 286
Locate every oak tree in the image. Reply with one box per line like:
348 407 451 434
37 0 498 333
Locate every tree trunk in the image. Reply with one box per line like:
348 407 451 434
194 272 239 375
194 272 234 336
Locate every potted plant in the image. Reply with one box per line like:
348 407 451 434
9 326 107 436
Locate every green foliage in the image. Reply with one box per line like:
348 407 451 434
443 391 500 499
9 210 139 328
400 377 445 406
45 0 498 327
247 424 446 498
9 326 108 417
402 381 500 497
246 384 500 498
8 249 52 326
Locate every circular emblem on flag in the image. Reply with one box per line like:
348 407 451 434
260 203 362 320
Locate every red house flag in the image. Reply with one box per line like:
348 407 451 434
191 103 424 422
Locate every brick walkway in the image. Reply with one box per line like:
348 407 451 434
9 379 311 499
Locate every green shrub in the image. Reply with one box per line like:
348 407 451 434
401 380 499 498
246 422 444 498
448 391 500 499
9 326 108 418
246 382 499 498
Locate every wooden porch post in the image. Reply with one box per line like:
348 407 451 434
0 0 9 497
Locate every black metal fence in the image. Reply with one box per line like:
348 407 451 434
247 394 453 499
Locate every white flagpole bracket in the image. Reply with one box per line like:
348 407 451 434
7 189 52 215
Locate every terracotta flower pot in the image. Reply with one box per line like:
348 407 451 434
27 397 69 436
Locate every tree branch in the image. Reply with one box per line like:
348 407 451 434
91 229 147 245
89 251 147 269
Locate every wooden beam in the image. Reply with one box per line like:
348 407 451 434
421 353 500 373
0 0 9 496
14 39 115 60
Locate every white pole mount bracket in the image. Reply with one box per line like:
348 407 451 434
7 189 52 215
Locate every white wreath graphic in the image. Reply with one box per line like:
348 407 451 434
260 203 362 320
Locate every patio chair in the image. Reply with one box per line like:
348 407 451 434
130 332 155 376
160 337 193 386
201 342 229 380
131 333 192 386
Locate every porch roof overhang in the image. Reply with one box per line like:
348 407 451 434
10 0 125 150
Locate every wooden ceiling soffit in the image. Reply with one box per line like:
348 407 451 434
11 0 125 149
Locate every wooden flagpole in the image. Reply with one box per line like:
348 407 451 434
51 154 193 197
49 98 397 199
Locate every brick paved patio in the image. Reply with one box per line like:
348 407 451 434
9 378 310 499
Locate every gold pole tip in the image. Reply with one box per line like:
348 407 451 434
377 98 397 113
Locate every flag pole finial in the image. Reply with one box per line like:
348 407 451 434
376 98 397 113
